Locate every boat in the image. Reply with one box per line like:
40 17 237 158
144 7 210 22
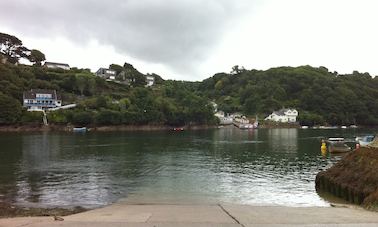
233 115 258 129
73 127 87 132
325 137 352 153
173 127 184 131
341 126 347 129
319 126 339 129
301 126 309 129
356 135 375 147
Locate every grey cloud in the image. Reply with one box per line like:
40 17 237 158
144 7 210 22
0 0 253 79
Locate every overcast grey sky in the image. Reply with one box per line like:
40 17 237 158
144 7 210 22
1 0 378 80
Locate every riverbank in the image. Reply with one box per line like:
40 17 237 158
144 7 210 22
1 203 378 227
0 202 86 218
316 147 378 211
0 124 217 132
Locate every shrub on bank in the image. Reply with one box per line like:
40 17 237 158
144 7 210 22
72 111 93 126
20 111 43 124
95 109 122 125
48 110 68 124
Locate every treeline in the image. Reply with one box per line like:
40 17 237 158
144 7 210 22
2 31 378 127
199 65 378 126
0 63 217 126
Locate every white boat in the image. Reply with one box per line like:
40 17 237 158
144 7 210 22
356 135 375 147
325 137 352 153
326 137 345 143
73 127 87 132
319 126 338 129
233 115 258 129
301 126 309 129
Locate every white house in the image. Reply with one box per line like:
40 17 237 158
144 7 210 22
214 111 233 125
44 62 70 70
146 75 155 87
23 89 62 111
265 108 298 123
96 68 117 80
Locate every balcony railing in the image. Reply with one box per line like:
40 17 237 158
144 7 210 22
24 103 57 107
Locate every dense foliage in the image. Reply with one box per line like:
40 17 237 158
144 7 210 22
199 66 378 126
1 32 378 127
0 63 216 126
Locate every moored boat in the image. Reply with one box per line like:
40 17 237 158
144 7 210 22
356 135 375 147
325 137 352 153
73 127 87 132
233 115 258 129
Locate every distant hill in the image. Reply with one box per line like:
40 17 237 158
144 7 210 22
0 62 216 126
199 65 378 126
1 31 378 127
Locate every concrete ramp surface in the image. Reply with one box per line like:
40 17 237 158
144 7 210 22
1 204 378 227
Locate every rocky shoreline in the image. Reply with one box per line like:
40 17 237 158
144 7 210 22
316 147 378 211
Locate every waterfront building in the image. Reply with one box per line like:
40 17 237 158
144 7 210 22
43 62 70 70
23 89 62 111
265 108 298 123
214 111 233 125
95 68 117 80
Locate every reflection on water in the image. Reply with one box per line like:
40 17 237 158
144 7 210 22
0 128 374 208
268 128 298 153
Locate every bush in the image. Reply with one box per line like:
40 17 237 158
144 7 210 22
71 111 93 126
20 111 43 124
121 111 138 124
95 109 122 125
298 111 325 126
48 110 68 124
0 93 22 124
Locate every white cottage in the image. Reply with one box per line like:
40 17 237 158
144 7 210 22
23 89 62 111
146 75 155 87
265 108 298 123
44 62 70 70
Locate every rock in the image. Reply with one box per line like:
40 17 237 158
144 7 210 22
54 215 64 221
316 147 378 211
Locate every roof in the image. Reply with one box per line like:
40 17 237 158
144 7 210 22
96 68 116 74
273 108 297 116
44 62 70 67
23 89 61 100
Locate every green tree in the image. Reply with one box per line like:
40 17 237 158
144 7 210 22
0 32 30 64
72 111 93 126
119 98 131 110
0 93 22 124
76 74 87 95
28 49 45 66
95 109 122 125
109 64 123 75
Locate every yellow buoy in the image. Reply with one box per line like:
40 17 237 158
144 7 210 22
321 140 327 155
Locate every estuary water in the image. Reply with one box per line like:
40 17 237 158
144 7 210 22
0 127 375 208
